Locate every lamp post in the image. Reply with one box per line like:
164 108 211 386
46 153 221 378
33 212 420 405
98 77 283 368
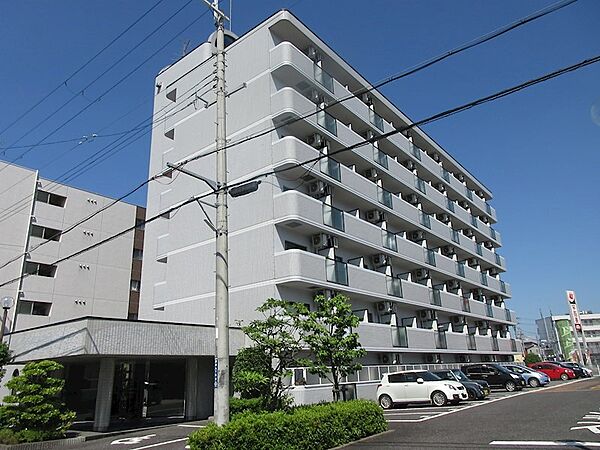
1 296 14 341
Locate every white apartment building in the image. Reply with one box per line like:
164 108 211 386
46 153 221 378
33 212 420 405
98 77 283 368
140 9 522 367
537 312 600 364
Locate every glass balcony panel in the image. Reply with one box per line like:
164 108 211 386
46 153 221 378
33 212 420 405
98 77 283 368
317 109 337 136
369 109 384 132
419 211 431 229
492 336 499 351
377 187 393 208
481 272 488 286
320 157 341 181
467 334 477 350
447 198 455 212
451 229 460 244
505 309 512 321
471 215 479 228
495 253 501 266
392 326 408 348
314 64 334 92
410 143 422 161
500 280 507 293
373 146 388 168
466 189 473 200
490 228 497 240
323 203 345 231
326 258 348 285
429 288 442 306
442 169 451 183
387 276 402 297
486 303 493 318
462 297 471 313
486 203 492 215
414 176 427 194
476 243 483 256
435 332 447 350
456 262 465 277
425 249 436 266
382 230 397 252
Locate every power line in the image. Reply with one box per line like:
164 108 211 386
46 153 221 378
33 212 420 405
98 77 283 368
0 0 166 139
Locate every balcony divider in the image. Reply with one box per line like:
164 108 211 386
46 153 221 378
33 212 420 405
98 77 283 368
467 334 477 350
392 326 408 348
322 203 345 232
320 157 341 181
325 258 348 286
386 276 403 297
377 187 393 208
429 288 442 306
382 229 398 252
314 64 334 92
369 109 384 132
316 108 337 135
373 146 388 168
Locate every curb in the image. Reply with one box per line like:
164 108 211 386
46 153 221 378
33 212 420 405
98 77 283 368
0 437 86 450
332 429 395 449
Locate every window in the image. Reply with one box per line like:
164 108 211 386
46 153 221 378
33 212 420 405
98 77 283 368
16 300 51 316
133 249 144 260
388 374 405 383
36 190 66 207
24 261 57 277
130 280 141 292
284 241 307 251
30 224 62 241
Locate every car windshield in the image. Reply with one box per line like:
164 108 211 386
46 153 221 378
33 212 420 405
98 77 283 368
506 365 526 374
416 371 442 381
450 370 470 382
432 371 455 381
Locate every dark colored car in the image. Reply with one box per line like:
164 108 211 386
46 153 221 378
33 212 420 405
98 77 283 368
527 362 576 381
554 362 592 378
461 364 526 392
432 369 490 400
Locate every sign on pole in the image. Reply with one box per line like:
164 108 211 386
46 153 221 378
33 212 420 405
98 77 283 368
566 290 585 364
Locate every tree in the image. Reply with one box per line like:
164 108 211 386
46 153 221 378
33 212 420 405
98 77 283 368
0 342 12 383
232 346 270 399
1 360 75 441
524 352 542 364
241 298 306 410
301 294 366 401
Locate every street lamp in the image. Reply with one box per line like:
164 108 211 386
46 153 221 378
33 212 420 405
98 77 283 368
1 296 14 341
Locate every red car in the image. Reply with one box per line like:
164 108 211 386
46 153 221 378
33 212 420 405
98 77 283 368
527 362 576 381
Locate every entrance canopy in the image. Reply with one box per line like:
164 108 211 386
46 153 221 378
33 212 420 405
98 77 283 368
7 317 248 363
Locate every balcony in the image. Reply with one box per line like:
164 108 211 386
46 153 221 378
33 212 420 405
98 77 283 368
320 157 341 181
467 334 477 351
424 248 437 266
373 146 388 168
369 109 385 132
314 64 334 92
386 276 402 297
323 203 345 231
326 258 348 285
316 109 337 135
377 187 393 208
382 229 398 252
429 288 442 307
435 331 447 350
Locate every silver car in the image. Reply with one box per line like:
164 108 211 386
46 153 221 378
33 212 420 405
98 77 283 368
504 364 550 387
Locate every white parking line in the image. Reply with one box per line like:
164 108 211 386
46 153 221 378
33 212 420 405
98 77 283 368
131 437 188 450
490 441 600 447
177 424 205 428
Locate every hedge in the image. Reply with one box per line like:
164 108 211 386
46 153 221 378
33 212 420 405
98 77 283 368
229 397 267 416
188 400 387 450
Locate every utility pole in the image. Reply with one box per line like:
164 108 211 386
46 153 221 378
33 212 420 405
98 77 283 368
211 0 230 426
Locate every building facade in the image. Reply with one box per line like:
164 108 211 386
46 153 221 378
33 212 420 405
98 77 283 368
140 10 521 366
537 312 600 364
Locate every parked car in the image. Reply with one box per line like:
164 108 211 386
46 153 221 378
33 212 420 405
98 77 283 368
528 362 576 381
377 370 467 409
461 364 526 392
431 369 490 400
504 364 550 388
555 361 592 378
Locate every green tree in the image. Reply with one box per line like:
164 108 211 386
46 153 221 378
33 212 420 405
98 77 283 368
301 294 366 402
242 298 306 410
232 346 270 399
0 342 12 383
1 360 75 441
524 352 542 364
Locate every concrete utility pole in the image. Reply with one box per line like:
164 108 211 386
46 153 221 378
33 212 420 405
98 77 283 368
211 0 230 426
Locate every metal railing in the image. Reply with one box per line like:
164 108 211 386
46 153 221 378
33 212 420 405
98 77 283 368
382 229 398 251
386 276 403 298
373 146 388 168
320 157 341 181
317 109 337 135
392 326 408 347
314 64 334 92
323 203 345 231
369 109 384 132
377 187 393 208
325 258 348 285
429 288 442 306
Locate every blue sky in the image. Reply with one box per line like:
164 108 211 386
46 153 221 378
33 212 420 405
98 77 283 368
1 1 599 336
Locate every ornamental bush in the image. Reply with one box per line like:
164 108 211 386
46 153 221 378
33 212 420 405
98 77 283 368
229 397 267 417
188 399 387 450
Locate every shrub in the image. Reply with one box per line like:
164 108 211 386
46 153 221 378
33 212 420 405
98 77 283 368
524 353 542 364
0 429 19 445
229 397 267 416
0 360 75 441
188 399 387 450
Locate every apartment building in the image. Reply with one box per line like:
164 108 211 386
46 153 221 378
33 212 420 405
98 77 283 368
537 312 600 364
139 9 522 367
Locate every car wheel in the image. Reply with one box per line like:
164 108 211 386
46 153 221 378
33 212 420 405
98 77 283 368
379 394 393 410
467 389 476 401
528 378 540 388
560 373 569 381
431 391 448 407
505 381 517 392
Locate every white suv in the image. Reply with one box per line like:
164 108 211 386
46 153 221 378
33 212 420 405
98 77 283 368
377 370 467 408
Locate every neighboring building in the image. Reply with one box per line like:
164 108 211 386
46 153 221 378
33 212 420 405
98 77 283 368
537 312 600 364
140 9 521 367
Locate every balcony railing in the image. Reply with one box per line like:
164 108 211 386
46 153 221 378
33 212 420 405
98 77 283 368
462 296 471 313
314 64 334 92
317 109 337 135
435 331 448 350
471 215 479 228
320 157 341 181
369 109 384 132
410 143 422 161
419 211 431 229
500 280 507 293
486 203 493 215
476 243 483 256
466 189 473 201
510 339 517 352
486 303 494 318
386 276 403 298
495 253 502 266
490 228 497 240
382 229 398 252
373 146 388 168
447 198 455 212
505 309 512 322
323 203 345 231
481 272 488 286
377 187 393 208
456 262 465 278
467 334 477 350
451 229 461 244
429 288 442 306
326 258 348 285
414 176 427 194
392 326 408 348
425 249 437 266
442 169 451 183
492 336 499 351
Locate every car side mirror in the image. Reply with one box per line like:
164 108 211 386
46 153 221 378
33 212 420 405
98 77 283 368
416 377 424 384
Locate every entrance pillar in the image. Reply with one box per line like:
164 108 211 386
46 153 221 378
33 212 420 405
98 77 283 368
93 358 115 431
184 357 198 420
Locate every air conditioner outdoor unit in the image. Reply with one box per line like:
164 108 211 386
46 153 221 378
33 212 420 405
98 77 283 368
476 190 485 198
446 280 460 291
307 46 319 61
307 133 324 149
463 229 474 238
489 268 499 277
431 152 441 162
406 193 419 205
380 353 391 364
457 173 465 182
308 181 330 198
404 160 416 171
361 92 373 105
459 200 470 209
481 216 489 224
435 182 446 193
377 301 393 313
312 233 338 250
409 230 425 242
452 315 466 324
310 90 324 104
467 257 479 267
472 288 484 299
437 213 450 224
364 168 378 180
459 354 469 363
372 254 390 268
484 241 494 249
366 209 385 224
482 355 491 362
365 130 375 140
425 354 435 363
441 245 456 257
414 268 430 281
